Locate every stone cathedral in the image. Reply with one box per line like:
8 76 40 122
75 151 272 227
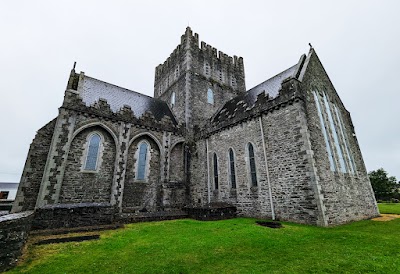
12 27 378 226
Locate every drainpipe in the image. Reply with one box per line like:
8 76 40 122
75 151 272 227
259 116 275 220
206 138 211 203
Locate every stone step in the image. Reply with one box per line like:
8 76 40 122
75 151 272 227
117 210 188 224
30 223 123 236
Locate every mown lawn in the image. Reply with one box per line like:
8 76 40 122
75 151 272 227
7 215 400 274
378 203 400 214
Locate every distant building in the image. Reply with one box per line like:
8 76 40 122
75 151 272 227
0 183 18 201
12 27 378 226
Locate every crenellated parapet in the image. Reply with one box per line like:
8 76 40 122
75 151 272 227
62 89 184 135
203 78 303 137
154 27 246 98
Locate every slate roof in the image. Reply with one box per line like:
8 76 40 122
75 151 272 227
212 64 298 123
0 183 19 189
81 76 177 124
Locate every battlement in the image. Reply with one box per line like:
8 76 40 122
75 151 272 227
199 41 244 69
154 27 246 97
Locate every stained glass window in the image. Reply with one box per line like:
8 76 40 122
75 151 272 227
84 133 101 170
229 148 236 189
248 143 257 187
137 142 148 180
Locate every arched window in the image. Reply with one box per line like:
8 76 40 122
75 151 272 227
171 91 176 106
323 92 346 173
228 148 236 189
313 91 335 171
136 142 149 180
207 88 214 104
248 143 257 187
84 133 101 170
213 153 219 189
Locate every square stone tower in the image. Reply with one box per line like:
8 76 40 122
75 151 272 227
154 27 246 133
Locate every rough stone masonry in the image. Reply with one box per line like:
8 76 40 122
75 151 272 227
11 27 379 226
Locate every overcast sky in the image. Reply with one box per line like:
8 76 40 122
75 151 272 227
1 1 399 182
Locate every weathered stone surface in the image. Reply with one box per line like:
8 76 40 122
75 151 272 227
60 126 116 204
0 211 34 272
32 203 114 230
184 203 237 221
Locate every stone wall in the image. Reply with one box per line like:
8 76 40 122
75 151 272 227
169 142 184 182
262 101 320 225
154 27 245 129
32 203 114 230
190 118 272 218
60 126 116 203
300 49 379 225
12 120 56 212
122 136 161 212
0 211 34 272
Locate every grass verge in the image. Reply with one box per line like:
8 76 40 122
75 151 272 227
7 215 400 274
378 203 400 214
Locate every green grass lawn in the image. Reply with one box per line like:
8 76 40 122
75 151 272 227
7 215 400 274
378 203 400 214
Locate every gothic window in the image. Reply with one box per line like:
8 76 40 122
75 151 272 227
175 66 180 79
323 92 347 173
84 133 101 171
171 91 176 107
313 91 335 171
228 148 236 189
207 88 214 104
247 143 257 187
213 153 219 190
334 105 357 174
136 142 149 180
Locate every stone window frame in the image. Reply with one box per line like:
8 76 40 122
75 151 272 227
213 152 219 190
81 131 105 173
227 148 237 189
245 142 258 188
133 140 152 182
207 88 214 105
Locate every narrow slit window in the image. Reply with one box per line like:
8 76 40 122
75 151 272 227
229 148 236 189
213 153 219 189
171 91 176 106
323 92 347 173
248 143 257 187
84 133 101 171
313 91 335 171
137 142 148 180
207 88 214 104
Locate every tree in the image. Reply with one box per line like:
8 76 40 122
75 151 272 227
369 168 398 201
